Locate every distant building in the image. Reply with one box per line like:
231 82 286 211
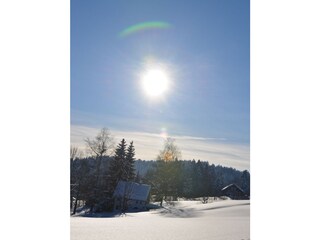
113 181 151 211
221 184 249 200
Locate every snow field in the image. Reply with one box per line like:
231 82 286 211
71 200 250 240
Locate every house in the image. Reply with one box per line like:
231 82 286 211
221 183 249 200
113 181 151 211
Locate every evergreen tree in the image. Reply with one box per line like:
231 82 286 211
191 160 203 197
201 162 213 201
239 170 250 196
109 139 127 191
214 171 225 196
181 162 194 198
209 164 216 196
125 141 136 181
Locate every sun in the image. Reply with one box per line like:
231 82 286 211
141 68 169 97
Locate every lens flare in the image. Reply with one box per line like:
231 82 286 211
160 127 168 139
120 21 172 37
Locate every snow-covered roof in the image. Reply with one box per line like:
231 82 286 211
221 183 244 193
113 181 151 201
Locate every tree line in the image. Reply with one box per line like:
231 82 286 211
144 159 250 205
70 128 250 213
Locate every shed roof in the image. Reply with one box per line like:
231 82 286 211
113 181 151 201
221 183 245 193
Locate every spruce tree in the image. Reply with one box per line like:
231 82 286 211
240 170 250 196
109 139 127 190
125 141 136 181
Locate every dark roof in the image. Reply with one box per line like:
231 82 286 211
113 181 151 201
221 183 245 193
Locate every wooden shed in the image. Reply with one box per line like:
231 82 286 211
113 181 151 211
221 184 249 200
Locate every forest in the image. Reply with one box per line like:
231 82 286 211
70 128 250 213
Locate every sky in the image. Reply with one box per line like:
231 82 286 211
71 0 250 170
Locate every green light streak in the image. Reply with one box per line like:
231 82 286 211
120 21 172 37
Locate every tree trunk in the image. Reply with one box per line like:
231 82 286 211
72 193 79 215
93 154 103 207
70 196 73 209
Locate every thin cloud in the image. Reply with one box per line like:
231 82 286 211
71 125 249 171
173 135 226 141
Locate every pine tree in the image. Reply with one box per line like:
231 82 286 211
214 171 225 196
125 141 136 181
109 139 127 191
239 170 250 196
201 162 213 202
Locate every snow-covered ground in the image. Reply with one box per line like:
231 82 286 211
71 200 250 240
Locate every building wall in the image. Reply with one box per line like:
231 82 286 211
114 197 147 211
222 186 247 200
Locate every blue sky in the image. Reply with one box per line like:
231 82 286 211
71 0 250 170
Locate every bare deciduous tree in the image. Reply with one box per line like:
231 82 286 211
85 128 114 211
85 127 114 182
154 138 182 206
157 138 182 162
85 128 114 157
70 145 79 161
70 145 83 169
70 145 82 211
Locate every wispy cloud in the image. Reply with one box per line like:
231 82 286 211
71 125 249 171
173 135 226 141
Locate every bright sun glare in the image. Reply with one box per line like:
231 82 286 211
142 68 169 97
